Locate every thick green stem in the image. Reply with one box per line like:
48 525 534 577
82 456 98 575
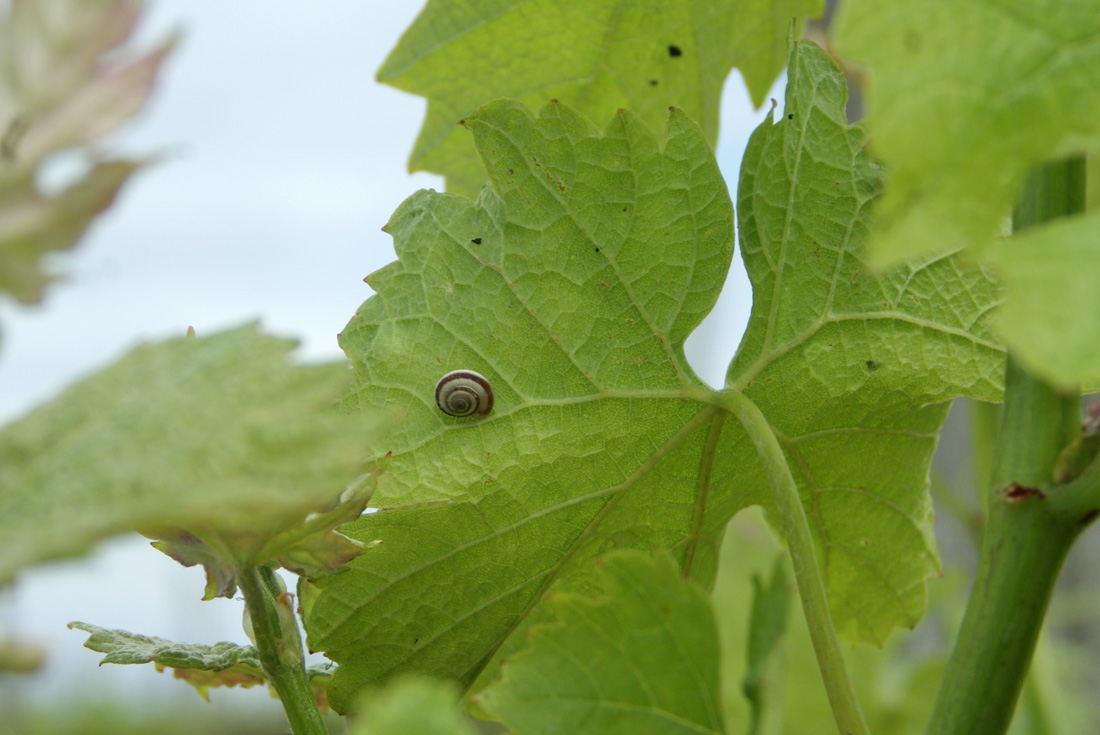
715 388 869 735
238 566 327 735
925 157 1087 735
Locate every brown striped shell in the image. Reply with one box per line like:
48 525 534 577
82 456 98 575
434 370 494 417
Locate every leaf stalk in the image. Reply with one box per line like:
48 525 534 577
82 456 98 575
714 388 870 735
238 565 327 735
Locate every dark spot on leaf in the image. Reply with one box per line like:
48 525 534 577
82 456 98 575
865 360 879 371
622 206 627 212
457 119 466 125
471 238 482 244
668 44 682 57
550 98 558 103
599 282 608 288
1005 482 1046 502
649 79 658 86
532 157 540 167
787 113 794 120
508 168 514 174
414 638 419 644
595 247 601 253
557 182 566 192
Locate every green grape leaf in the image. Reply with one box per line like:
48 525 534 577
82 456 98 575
308 98 734 711
987 211 1100 388
721 40 1003 644
477 550 724 735
0 0 174 305
833 0 1100 265
69 622 335 704
379 0 821 195
0 324 376 586
307 41 1002 712
350 677 476 735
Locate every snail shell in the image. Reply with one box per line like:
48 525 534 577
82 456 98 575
435 370 494 417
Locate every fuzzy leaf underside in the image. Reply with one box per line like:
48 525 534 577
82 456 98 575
722 41 1004 643
0 0 173 306
306 44 1003 711
477 550 724 735
0 324 373 584
69 622 334 702
379 0 821 195
834 0 1100 265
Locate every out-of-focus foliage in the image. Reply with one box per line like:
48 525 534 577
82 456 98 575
0 636 46 673
377 0 822 195
0 324 378 588
714 504 1096 735
0 700 339 735
349 676 476 735
0 0 174 308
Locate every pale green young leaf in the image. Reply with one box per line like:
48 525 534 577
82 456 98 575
833 0 1100 265
379 0 821 195
0 324 374 585
350 677 476 735
0 0 174 306
307 42 1002 711
987 211 1100 388
477 551 723 735
68 622 335 703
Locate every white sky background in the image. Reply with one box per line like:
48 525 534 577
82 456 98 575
0 0 785 713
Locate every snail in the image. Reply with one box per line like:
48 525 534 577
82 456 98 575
435 370 494 417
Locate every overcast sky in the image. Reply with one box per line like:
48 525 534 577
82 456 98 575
0 0 784 712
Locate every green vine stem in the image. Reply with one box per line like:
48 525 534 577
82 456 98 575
238 565 327 735
926 157 1093 735
714 388 870 735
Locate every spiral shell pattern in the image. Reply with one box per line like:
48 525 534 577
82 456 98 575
434 370 494 417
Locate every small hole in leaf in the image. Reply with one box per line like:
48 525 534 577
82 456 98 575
595 247 601 253
668 44 682 57
787 113 794 120
471 238 482 244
